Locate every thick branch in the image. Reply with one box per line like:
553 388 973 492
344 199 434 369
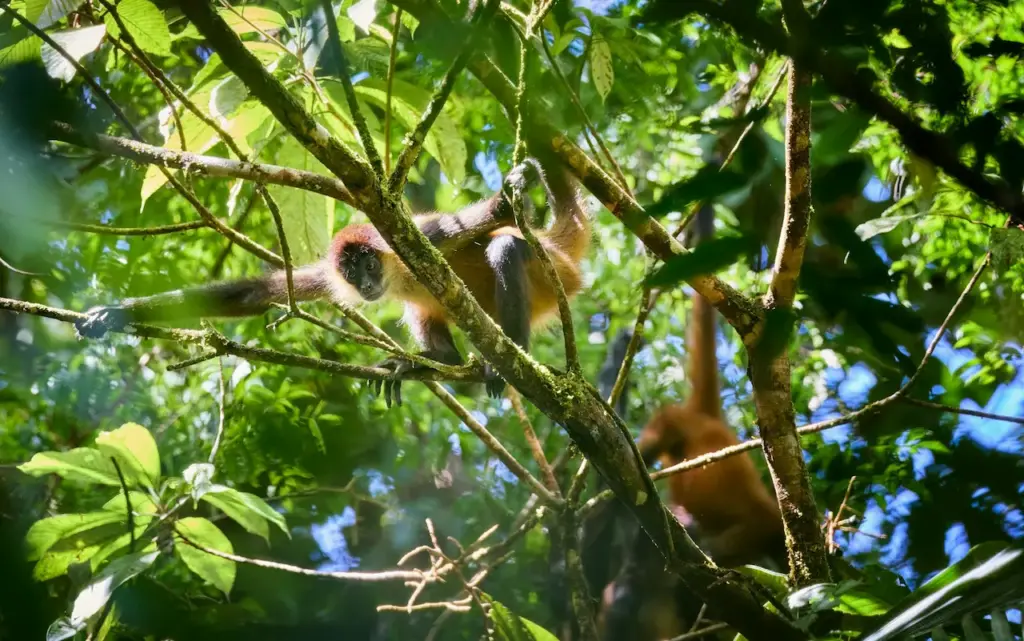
49 123 355 207
754 56 830 584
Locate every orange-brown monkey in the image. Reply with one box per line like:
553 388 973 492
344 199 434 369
638 204 785 571
75 155 589 404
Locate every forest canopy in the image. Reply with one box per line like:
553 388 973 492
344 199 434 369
1 0 1023 640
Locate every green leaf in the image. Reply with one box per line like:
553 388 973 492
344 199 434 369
483 594 557 641
589 36 613 101
102 491 159 518
267 136 334 264
95 423 161 489
855 215 921 240
104 0 171 57
201 490 268 542
646 166 749 218
0 35 42 67
25 512 124 560
220 6 287 34
18 448 120 486
735 565 791 597
41 24 106 82
69 550 158 624
336 15 356 42
207 486 289 537
646 235 759 288
26 0 82 28
353 79 467 184
174 517 236 595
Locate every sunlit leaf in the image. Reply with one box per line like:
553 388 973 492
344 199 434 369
95 423 161 489
483 594 557 641
25 512 124 560
69 550 158 623
589 35 613 101
645 166 749 218
347 0 378 33
41 24 106 82
103 0 171 57
26 0 81 28
174 517 236 595
45 617 83 641
220 6 287 34
267 136 334 264
19 448 120 486
0 35 42 67
855 215 921 240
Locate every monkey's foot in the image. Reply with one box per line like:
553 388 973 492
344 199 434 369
75 306 128 339
483 364 506 399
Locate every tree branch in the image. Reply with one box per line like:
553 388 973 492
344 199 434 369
752 40 830 584
48 123 355 207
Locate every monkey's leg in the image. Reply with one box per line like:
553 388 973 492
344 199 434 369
372 310 463 408
484 234 531 398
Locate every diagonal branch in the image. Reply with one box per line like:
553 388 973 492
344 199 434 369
48 124 355 207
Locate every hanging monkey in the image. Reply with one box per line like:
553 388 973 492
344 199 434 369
75 153 590 404
637 203 786 571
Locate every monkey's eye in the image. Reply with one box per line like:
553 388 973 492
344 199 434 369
365 255 380 274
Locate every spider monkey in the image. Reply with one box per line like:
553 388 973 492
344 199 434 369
589 203 786 641
637 203 786 571
75 153 589 404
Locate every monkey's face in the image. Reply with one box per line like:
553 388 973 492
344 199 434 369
339 245 386 301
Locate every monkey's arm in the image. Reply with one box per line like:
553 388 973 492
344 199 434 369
76 265 328 338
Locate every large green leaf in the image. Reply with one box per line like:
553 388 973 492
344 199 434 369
103 0 171 57
862 543 1024 641
589 35 614 101
25 0 82 28
69 550 159 624
267 136 334 264
95 423 161 489
0 35 42 67
646 235 759 288
201 486 289 542
174 517 236 595
41 24 106 82
354 79 467 184
25 512 124 560
19 448 120 486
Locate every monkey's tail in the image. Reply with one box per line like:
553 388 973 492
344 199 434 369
685 203 721 419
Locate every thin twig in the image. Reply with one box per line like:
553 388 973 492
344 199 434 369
426 383 564 507
35 218 209 236
110 458 136 552
508 388 561 496
175 528 427 582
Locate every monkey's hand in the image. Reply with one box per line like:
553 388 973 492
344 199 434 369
482 364 506 399
75 305 129 339
371 349 463 408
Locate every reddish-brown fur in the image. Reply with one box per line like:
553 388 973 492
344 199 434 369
638 292 785 569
